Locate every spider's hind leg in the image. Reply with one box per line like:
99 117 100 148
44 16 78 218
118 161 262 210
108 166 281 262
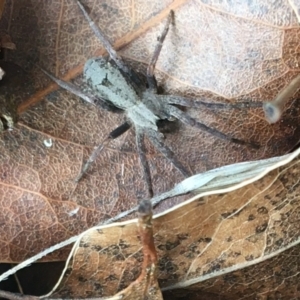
136 129 154 198
147 129 191 178
76 122 131 182
147 11 174 92
168 105 260 149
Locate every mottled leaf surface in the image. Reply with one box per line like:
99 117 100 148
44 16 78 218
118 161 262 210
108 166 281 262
45 148 300 299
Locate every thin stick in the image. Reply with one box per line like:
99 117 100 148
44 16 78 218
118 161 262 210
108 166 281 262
0 290 38 300
263 74 300 123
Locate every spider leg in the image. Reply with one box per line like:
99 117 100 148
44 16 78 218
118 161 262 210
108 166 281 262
147 130 191 177
136 129 153 198
160 95 262 109
76 121 131 182
76 0 142 86
40 67 121 112
168 105 260 149
147 11 173 92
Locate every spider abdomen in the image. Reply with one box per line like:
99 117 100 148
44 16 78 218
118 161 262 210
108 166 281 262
84 57 139 110
84 57 160 132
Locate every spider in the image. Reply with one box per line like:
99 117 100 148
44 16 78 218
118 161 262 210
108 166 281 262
42 0 260 198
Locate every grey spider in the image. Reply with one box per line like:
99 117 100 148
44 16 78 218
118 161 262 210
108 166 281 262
43 0 259 198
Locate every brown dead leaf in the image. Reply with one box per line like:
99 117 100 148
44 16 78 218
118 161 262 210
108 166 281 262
46 148 300 299
0 33 15 50
1 0 300 262
0 0 5 20
0 61 32 131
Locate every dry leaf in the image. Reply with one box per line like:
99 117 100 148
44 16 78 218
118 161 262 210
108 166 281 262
109 200 163 300
31 146 300 299
1 0 300 265
0 150 292 283
0 0 5 20
0 33 15 50
0 61 32 131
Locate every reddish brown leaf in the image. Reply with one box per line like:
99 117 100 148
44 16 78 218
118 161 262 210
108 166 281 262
0 0 5 20
0 61 32 131
1 0 300 262
0 33 15 50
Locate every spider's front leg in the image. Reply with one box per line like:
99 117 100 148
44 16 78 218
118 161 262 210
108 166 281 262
143 9 260 149
136 129 154 197
76 0 142 87
40 67 121 112
146 11 174 93
76 0 128 74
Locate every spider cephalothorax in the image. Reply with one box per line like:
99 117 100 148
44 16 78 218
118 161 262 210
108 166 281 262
43 0 259 198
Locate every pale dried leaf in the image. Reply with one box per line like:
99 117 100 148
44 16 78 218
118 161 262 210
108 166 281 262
0 148 295 284
39 146 300 299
